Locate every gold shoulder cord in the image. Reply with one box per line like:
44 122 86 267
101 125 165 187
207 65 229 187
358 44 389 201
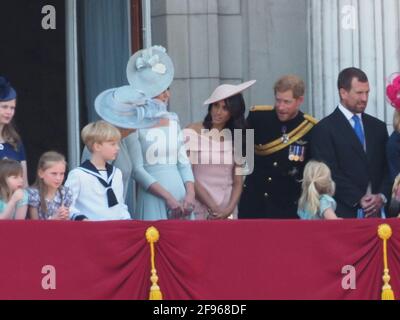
250 105 274 112
254 113 317 156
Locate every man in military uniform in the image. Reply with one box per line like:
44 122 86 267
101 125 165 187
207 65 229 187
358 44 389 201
239 75 317 219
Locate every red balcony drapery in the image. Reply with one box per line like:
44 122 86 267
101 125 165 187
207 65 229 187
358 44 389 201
0 219 398 300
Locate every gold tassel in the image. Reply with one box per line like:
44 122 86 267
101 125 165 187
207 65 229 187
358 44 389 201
146 226 163 300
378 224 395 300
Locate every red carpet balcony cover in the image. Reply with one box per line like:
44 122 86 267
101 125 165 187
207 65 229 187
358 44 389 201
0 219 398 300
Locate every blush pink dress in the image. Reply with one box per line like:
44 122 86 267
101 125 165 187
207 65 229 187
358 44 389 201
187 131 238 220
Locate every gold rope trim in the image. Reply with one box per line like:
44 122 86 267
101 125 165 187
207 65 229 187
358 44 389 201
378 224 395 300
255 122 314 156
255 120 309 151
146 226 163 300
250 105 274 112
304 114 318 125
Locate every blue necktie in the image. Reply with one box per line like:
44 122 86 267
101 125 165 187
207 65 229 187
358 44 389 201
352 115 365 147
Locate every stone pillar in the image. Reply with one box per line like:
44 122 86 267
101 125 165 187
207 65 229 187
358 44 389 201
151 0 220 126
246 0 308 109
307 0 400 128
151 0 309 124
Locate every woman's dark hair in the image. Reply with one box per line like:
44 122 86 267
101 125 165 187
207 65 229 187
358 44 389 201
202 93 248 152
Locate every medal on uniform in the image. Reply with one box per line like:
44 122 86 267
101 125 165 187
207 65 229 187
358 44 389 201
293 145 300 162
288 145 295 161
299 146 305 162
281 126 289 144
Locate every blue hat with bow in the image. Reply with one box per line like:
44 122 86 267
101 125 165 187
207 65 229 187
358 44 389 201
126 45 174 99
0 76 17 102
95 85 174 129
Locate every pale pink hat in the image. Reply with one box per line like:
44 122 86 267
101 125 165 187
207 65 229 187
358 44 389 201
203 80 256 105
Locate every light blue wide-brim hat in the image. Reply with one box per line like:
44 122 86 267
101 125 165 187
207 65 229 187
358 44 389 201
126 45 174 99
95 85 160 129
0 76 17 102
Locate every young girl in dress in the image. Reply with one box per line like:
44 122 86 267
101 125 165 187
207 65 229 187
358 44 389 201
0 158 28 219
28 151 72 220
297 160 340 220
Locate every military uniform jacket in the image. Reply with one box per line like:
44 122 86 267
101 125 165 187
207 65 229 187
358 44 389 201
239 107 317 219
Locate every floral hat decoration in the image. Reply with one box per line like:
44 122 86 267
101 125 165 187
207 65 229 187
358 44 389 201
386 72 400 110
126 45 174 99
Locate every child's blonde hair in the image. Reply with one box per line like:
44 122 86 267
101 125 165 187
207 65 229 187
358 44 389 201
298 160 335 216
81 120 121 152
0 159 23 201
392 174 400 197
33 151 67 214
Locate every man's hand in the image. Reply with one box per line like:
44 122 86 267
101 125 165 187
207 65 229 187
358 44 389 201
360 194 383 217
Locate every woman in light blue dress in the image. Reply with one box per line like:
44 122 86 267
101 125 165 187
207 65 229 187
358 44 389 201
132 112 195 220
125 46 195 220
93 46 195 220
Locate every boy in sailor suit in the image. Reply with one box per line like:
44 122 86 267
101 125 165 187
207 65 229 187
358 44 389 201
65 121 131 221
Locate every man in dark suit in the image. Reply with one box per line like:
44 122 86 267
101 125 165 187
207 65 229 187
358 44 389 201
311 67 391 218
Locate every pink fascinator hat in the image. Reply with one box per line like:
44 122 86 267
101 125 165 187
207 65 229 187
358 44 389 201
386 72 400 110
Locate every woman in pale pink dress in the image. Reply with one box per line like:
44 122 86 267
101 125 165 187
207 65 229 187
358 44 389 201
186 81 256 219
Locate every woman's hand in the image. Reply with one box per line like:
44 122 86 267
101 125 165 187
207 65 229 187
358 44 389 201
182 192 196 216
207 206 232 220
166 196 183 218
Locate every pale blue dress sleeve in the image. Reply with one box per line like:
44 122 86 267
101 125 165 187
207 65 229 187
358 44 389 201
318 194 337 218
131 130 157 190
16 190 29 208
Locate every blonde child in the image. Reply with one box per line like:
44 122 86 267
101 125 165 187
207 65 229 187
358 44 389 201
298 160 340 220
0 159 28 219
388 174 400 217
28 151 72 220
65 120 130 221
